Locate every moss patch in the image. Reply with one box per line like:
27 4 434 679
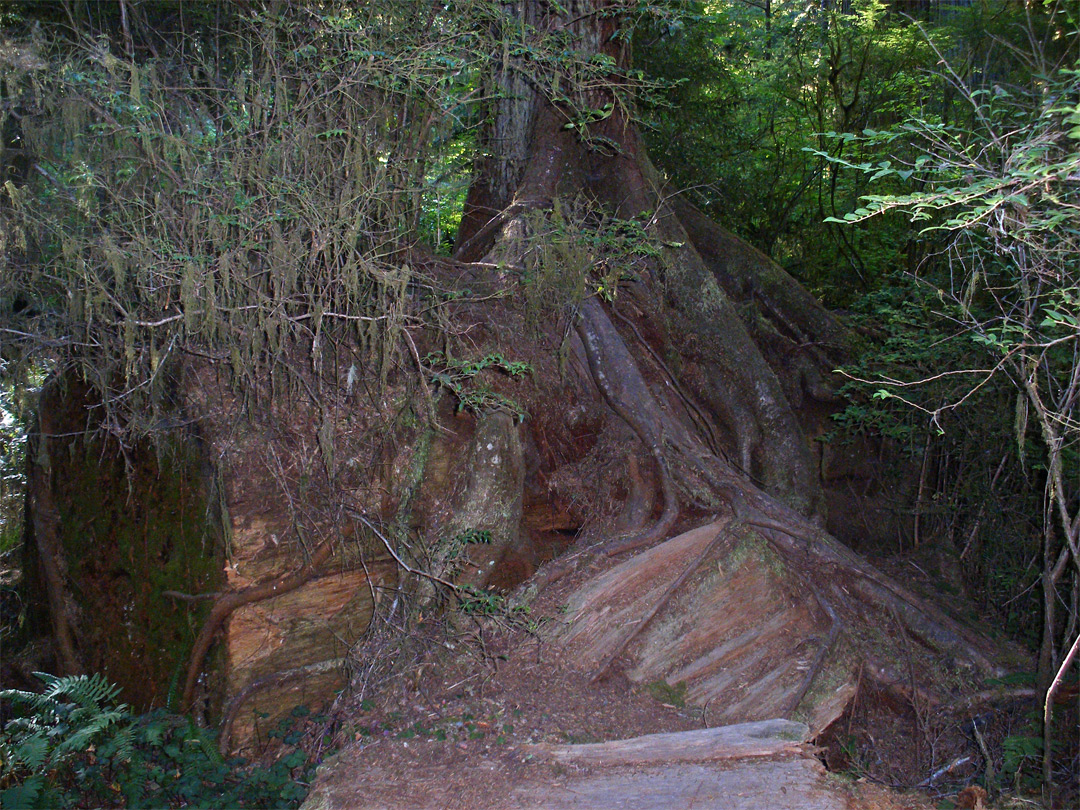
39 379 223 711
644 679 688 708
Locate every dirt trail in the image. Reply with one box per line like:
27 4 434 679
296 560 935 810
302 722 845 810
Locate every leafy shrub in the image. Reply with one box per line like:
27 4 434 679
1001 733 1044 792
425 352 532 417
1 672 314 809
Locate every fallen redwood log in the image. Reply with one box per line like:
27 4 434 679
521 718 810 766
300 722 848 810
504 757 845 810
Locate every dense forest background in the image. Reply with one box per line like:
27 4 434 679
0 0 1077 808
638 0 1078 651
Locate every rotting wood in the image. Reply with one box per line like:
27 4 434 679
300 728 847 810
181 536 336 711
221 558 398 753
522 719 810 766
561 522 825 722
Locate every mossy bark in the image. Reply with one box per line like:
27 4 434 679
25 375 224 710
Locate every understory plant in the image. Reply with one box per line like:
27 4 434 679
823 16 1079 796
0 672 313 809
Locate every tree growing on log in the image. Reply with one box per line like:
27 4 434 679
2 0 1033 764
424 0 1011 716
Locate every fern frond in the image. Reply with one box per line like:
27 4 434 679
1 733 49 772
42 672 122 711
109 724 136 763
0 774 45 809
55 707 128 761
0 685 61 722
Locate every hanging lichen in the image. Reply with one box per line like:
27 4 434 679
0 6 489 444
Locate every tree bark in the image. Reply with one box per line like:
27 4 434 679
25 429 83 676
456 4 828 518
450 0 1009 715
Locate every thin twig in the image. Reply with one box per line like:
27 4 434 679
353 513 461 592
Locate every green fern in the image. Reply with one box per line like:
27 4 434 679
2 671 317 808
1 672 133 808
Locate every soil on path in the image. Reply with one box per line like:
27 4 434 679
298 567 936 810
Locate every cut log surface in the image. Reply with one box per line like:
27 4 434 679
522 719 811 766
505 758 843 810
300 722 844 810
559 520 837 724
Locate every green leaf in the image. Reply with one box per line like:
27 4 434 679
282 749 306 768
1 778 44 810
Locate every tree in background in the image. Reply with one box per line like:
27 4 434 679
817 4 1078 795
635 0 1059 304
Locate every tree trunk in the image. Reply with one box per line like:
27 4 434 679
449 0 1011 721
457 23 827 519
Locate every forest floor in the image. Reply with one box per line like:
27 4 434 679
297 557 955 810
1 519 1063 810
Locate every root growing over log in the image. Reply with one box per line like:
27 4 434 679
180 537 336 711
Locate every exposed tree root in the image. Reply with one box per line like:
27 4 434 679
520 279 1005 688
596 457 678 558
670 197 850 362
612 453 653 536
217 657 348 755
609 301 723 459
180 537 336 711
575 298 680 556
719 484 1002 674
565 290 1004 679
783 582 842 717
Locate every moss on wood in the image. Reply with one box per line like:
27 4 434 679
34 378 224 711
